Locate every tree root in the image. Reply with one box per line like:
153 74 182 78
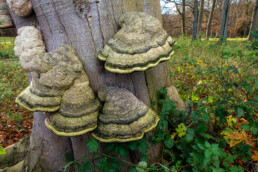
0 135 30 170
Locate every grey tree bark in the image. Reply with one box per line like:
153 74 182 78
192 0 199 40
248 0 258 40
197 0 204 38
6 0 171 171
206 0 217 39
219 0 230 44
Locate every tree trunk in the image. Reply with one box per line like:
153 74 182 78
219 0 230 44
7 0 171 171
182 0 186 35
206 0 216 39
192 0 199 40
197 0 204 38
248 0 258 40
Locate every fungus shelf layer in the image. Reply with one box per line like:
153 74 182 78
98 12 175 74
45 72 101 136
92 87 159 142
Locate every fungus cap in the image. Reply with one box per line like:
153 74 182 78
92 87 159 142
15 85 61 112
98 12 175 74
45 72 101 136
6 0 32 17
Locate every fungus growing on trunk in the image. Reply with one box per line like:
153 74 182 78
98 12 175 74
92 87 159 142
16 45 83 112
6 0 32 17
45 72 101 136
14 26 45 72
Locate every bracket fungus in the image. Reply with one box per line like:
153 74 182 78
92 87 159 142
98 12 175 74
6 0 32 17
16 45 83 112
45 72 101 136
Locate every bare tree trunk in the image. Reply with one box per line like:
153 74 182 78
248 0 258 40
6 0 170 171
192 0 199 40
206 0 217 39
182 0 186 35
219 0 230 44
197 0 204 38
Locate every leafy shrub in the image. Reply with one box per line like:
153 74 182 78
61 38 257 172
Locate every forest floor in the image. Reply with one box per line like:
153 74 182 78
0 36 257 171
0 37 32 148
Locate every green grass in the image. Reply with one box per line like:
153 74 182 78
0 37 16 59
170 37 257 98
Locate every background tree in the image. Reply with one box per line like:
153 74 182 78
219 0 230 44
206 0 216 39
197 0 204 37
6 0 171 171
192 0 199 40
248 0 258 40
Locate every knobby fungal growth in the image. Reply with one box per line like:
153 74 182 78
92 87 159 142
0 0 13 28
98 12 175 74
6 0 32 17
14 26 45 72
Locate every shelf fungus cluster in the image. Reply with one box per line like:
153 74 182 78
7 0 32 17
98 12 175 74
92 87 159 142
14 26 101 136
14 13 165 141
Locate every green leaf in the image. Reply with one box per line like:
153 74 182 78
141 153 149 161
229 165 244 172
65 153 72 163
164 135 174 148
97 159 108 171
202 112 209 122
191 111 199 123
204 149 212 158
108 159 122 171
86 138 98 152
0 146 6 155
130 168 137 172
118 144 128 157
127 141 138 151
184 128 195 144
136 161 147 172
138 138 149 153
236 108 244 118
80 162 92 172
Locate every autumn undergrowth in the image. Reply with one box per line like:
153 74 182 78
62 35 257 172
0 37 32 149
